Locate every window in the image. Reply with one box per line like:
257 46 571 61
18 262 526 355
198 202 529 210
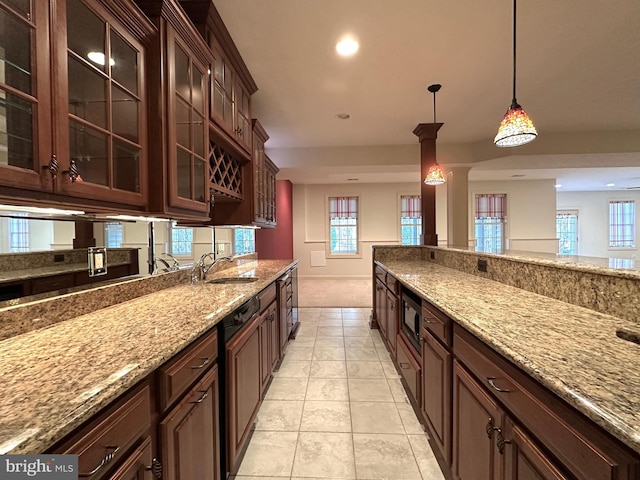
329 196 358 254
556 211 578 255
234 228 255 255
400 195 421 245
170 222 193 256
609 200 635 248
474 194 506 254
8 213 29 252
104 222 123 248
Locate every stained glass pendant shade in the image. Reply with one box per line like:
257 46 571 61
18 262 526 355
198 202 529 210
424 83 446 186
494 0 538 147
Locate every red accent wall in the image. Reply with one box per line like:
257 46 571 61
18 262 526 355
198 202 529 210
255 180 293 259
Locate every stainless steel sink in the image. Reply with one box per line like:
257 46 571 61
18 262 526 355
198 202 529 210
616 326 640 345
206 277 259 284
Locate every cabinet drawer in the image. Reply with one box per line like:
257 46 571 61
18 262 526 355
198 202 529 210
375 265 386 283
258 283 277 311
422 301 451 347
386 273 400 295
53 383 151 480
31 273 75 294
158 328 218 412
396 334 421 405
454 325 640 480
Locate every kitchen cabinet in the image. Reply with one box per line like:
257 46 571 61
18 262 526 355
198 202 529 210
108 436 155 480
160 365 220 480
226 312 261 474
0 0 155 211
373 265 399 358
396 333 421 406
453 324 640 480
277 265 299 358
137 0 211 220
258 283 278 392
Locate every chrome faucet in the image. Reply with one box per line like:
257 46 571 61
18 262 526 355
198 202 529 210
153 253 180 273
191 253 234 282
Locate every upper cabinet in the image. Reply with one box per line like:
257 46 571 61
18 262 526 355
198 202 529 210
0 0 155 211
136 0 212 220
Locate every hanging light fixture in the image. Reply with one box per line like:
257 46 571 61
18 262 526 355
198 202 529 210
424 84 446 185
494 0 537 147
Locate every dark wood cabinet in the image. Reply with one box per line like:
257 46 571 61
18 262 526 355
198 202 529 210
396 333 421 406
108 436 155 480
385 287 398 357
259 300 278 392
421 327 452 466
0 0 155 212
373 265 399 359
226 313 261 474
160 365 220 480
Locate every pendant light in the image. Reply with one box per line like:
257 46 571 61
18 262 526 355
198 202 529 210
494 0 537 147
424 83 446 185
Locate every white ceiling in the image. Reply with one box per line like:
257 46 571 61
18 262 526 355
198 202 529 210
212 0 640 190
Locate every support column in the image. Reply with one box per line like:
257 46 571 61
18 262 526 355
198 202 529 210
72 220 96 249
413 122 443 246
446 167 471 248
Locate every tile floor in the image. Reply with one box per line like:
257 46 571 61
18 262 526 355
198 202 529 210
297 278 372 308
235 307 446 480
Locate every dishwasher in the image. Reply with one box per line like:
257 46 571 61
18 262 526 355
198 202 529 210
217 295 260 479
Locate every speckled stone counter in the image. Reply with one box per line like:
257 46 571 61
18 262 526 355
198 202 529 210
0 259 296 455
376 258 640 456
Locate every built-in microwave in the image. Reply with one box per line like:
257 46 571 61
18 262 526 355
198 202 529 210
401 289 422 354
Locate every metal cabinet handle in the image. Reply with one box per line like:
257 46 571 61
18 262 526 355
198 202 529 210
399 362 410 369
63 159 80 183
486 418 495 439
487 377 511 393
190 357 210 369
190 390 209 404
79 445 119 477
495 427 511 454
146 458 162 479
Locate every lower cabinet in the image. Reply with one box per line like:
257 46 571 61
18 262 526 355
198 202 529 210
226 313 262 474
259 301 278 393
396 334 421 406
160 365 220 480
108 436 155 480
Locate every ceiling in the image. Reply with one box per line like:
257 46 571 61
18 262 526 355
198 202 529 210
212 0 640 190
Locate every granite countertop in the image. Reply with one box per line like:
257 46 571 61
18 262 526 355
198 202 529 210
377 259 640 456
0 261 132 283
0 259 296 455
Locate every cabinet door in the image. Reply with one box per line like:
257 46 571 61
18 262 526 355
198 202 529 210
211 48 234 132
422 330 452 465
268 302 280 372
160 365 220 480
386 289 397 357
253 133 265 224
452 360 503 480
226 315 261 473
167 29 209 213
57 0 148 206
375 278 387 339
0 0 52 191
503 418 569 480
109 436 155 480
234 80 251 151
259 309 270 393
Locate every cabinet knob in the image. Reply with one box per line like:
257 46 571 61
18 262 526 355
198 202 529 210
495 428 511 454
63 159 81 183
485 418 495 439
146 458 163 479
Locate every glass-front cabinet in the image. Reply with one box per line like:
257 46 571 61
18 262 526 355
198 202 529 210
0 0 153 209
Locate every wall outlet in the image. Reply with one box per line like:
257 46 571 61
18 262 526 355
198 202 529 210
477 258 488 272
53 254 65 263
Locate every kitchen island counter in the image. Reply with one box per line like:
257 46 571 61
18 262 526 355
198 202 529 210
0 259 297 455
377 258 640 456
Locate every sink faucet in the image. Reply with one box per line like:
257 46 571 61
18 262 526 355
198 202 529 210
153 253 181 274
192 254 234 282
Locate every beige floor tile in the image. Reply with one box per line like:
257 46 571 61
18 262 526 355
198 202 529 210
350 401 405 434
235 477 288 480
348 378 394 402
345 347 380 361
284 346 314 361
305 378 350 401
315 336 344 347
381 360 401 379
236 431 298 476
277 360 311 378
264 377 309 400
387 378 410 403
343 326 371 337
313 346 346 361
317 326 344 337
376 346 394 363
300 400 351 432
319 308 343 318
342 319 369 328
290 335 316 347
310 360 347 378
408 434 447 479
346 361 385 379
318 319 343 327
292 432 356 478
353 433 422 480
344 336 374 348
396 402 426 434
255 400 304 431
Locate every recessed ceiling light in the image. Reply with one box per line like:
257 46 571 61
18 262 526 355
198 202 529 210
606 183 615 187
555 184 562 188
336 113 350 120
347 178 359 181
336 36 359 56
511 174 526 178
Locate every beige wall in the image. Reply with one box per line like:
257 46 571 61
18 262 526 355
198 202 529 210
557 190 640 259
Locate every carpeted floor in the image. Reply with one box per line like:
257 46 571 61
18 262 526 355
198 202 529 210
297 277 372 308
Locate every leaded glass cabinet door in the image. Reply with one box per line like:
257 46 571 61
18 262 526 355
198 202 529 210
56 0 149 207
0 0 52 191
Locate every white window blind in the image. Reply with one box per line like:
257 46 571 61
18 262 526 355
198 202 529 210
475 194 506 253
609 200 635 248
329 196 358 254
400 195 421 245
